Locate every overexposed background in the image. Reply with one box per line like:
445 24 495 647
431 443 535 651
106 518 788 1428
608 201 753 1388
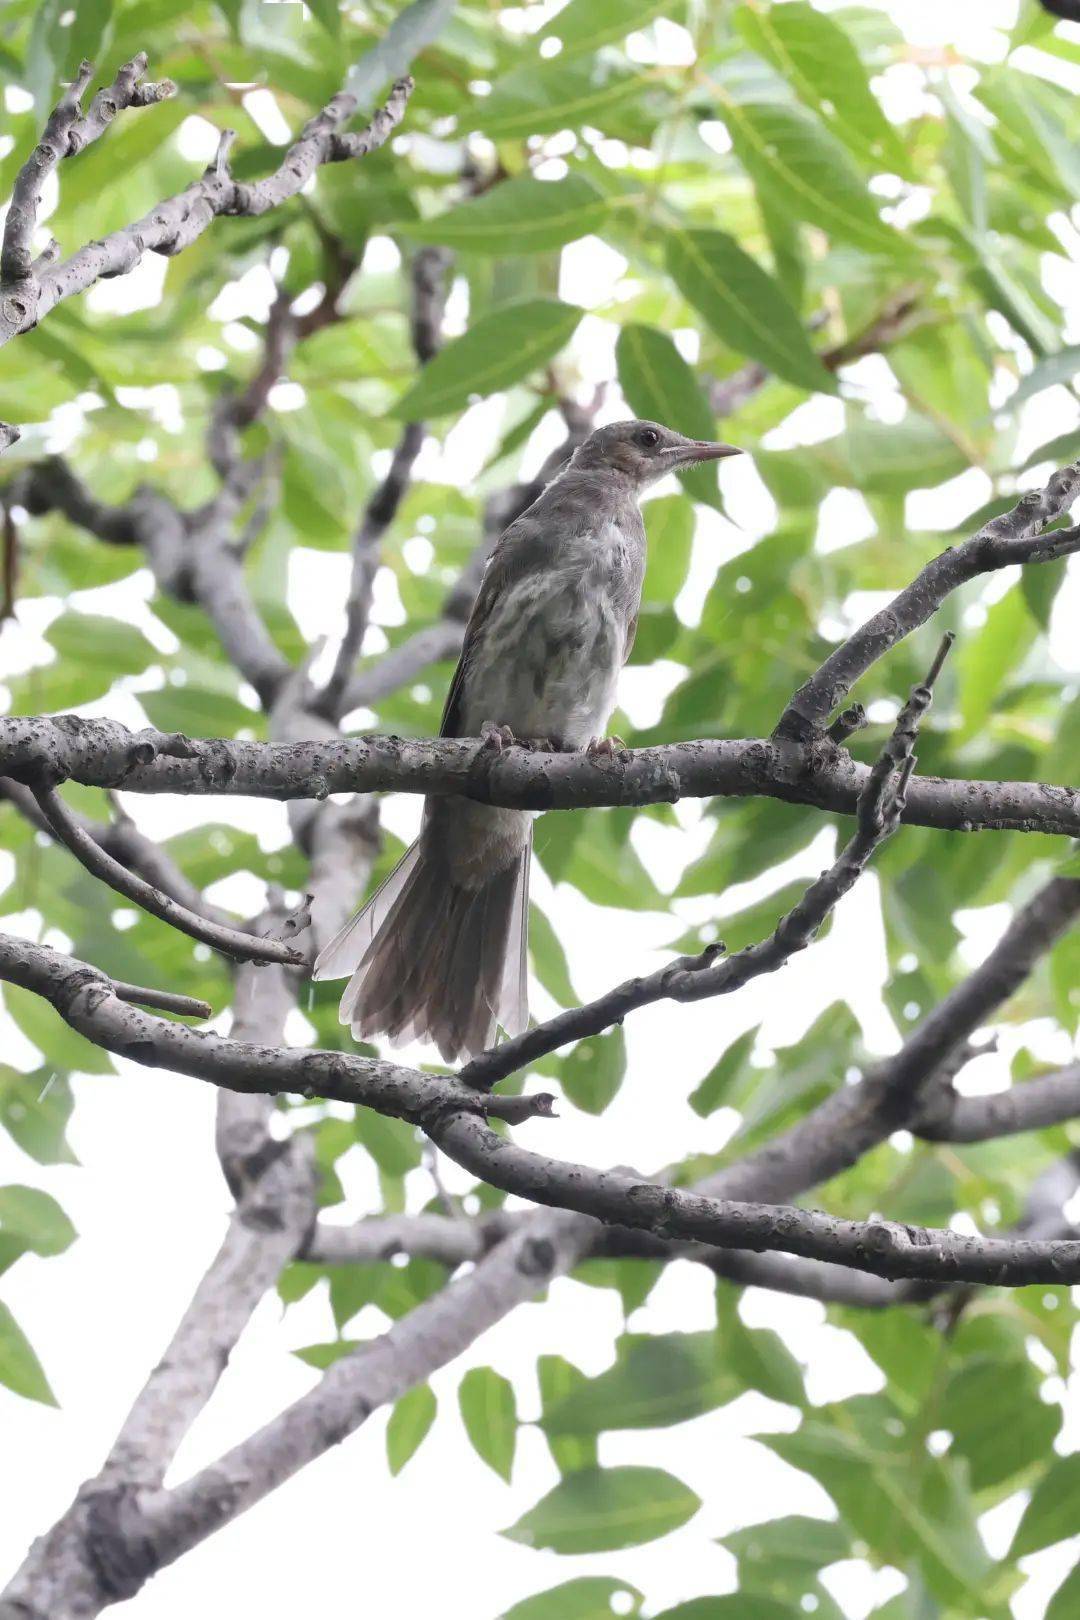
3 1 1080 1615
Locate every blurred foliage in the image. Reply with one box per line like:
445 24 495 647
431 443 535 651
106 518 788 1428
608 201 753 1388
1 0 1079 1615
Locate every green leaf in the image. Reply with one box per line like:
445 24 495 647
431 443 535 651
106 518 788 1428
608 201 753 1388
1011 1453 1080 1556
716 1289 805 1408
845 409 968 494
734 3 908 174
0 1066 77 1165
45 611 158 678
1010 344 1080 407
0 1184 76 1260
652 1602 797 1620
615 324 725 509
478 59 639 141
541 0 670 57
723 101 910 259
386 1383 436 1475
1 984 115 1076
502 1466 699 1554
689 1027 760 1117
529 903 579 1008
559 1027 625 1115
723 1515 851 1581
641 495 694 605
459 1366 517 1481
940 1356 1060 1491
666 228 836 394
0 1300 57 1404
402 175 608 255
393 300 581 420
538 1355 598 1475
353 1110 423 1177
499 1577 643 1620
1047 1564 1080 1620
542 1332 740 1434
346 0 457 110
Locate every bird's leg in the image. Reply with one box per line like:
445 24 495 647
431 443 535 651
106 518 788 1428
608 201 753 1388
480 720 517 752
586 734 630 762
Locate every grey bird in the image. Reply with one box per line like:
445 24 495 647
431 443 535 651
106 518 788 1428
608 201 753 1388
313 419 741 1061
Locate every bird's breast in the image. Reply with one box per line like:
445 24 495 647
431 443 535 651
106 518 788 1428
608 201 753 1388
460 523 637 747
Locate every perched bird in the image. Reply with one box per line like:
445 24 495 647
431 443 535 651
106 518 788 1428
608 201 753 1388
313 418 741 1061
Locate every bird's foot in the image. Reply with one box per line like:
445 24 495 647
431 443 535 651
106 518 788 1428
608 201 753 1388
480 721 517 753
585 734 631 763
521 735 562 753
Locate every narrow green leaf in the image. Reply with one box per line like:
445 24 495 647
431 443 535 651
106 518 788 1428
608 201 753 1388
724 101 910 259
615 324 724 510
393 300 581 420
541 0 670 57
666 228 835 395
1047 1564 1080 1620
386 1383 436 1475
641 495 694 605
0 1300 57 1405
690 1027 760 1118
459 1366 517 1481
529 903 579 1009
402 175 608 255
346 0 457 109
538 1355 598 1475
1011 1453 1080 1556
478 60 638 141
502 1466 699 1554
0 1067 77 1165
734 3 909 174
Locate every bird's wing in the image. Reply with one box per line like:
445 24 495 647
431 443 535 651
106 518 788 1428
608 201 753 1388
439 513 562 739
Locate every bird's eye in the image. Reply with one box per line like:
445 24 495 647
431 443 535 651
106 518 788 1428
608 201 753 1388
638 427 660 449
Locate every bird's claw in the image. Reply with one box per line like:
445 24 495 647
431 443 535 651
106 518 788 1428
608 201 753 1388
586 734 631 763
481 721 517 753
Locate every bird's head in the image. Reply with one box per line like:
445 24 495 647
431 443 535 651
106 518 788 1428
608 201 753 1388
570 418 742 490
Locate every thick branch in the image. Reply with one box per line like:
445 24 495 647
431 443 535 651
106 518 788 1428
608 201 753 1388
32 784 306 967
775 459 1080 741
463 639 949 1088
0 932 554 1127
3 715 1076 835
431 1111 1080 1287
916 1062 1080 1143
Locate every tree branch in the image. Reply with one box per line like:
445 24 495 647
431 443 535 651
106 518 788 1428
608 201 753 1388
31 783 307 967
916 1062 1080 1143
317 246 450 719
0 932 555 1126
701 876 1080 1205
463 636 952 1088
3 715 1075 835
0 73 413 354
430 1109 1080 1287
1 55 175 288
775 458 1080 742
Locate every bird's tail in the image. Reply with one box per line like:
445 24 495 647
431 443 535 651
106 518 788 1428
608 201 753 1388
313 821 531 1064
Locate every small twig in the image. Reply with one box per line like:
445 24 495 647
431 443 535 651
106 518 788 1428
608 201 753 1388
775 460 1080 742
32 784 306 967
112 982 212 1019
461 635 954 1090
317 246 450 719
1 500 17 620
827 703 866 744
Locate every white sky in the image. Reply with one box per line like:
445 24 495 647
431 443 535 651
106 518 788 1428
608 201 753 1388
3 2 1080 1617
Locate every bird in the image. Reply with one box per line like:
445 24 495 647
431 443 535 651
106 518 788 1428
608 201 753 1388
313 418 741 1062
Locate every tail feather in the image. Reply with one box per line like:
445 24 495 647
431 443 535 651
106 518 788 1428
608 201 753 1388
313 825 531 1063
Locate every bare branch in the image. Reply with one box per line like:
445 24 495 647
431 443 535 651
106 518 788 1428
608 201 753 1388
432 1109 1080 1287
111 982 211 1019
32 784 306 967
775 458 1080 742
0 75 412 351
703 876 1080 1205
463 637 952 1088
916 1062 1080 1143
317 246 450 719
4 714 1076 836
1 55 175 287
0 932 555 1127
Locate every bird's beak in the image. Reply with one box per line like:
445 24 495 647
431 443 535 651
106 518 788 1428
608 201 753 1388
668 439 743 468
